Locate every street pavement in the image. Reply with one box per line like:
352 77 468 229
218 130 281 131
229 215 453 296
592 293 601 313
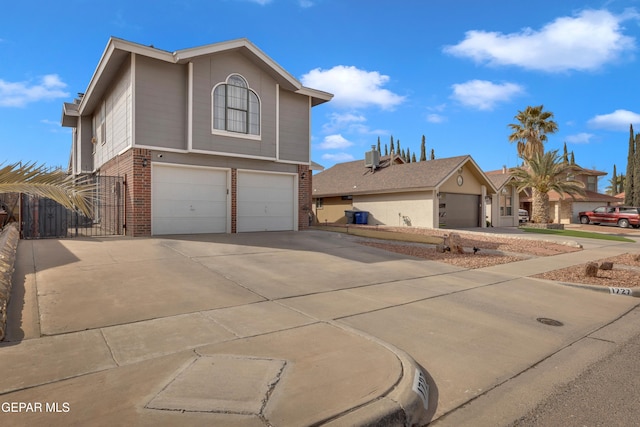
1 227 639 426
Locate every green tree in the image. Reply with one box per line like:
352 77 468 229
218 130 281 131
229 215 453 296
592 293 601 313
635 133 640 206
390 136 395 154
397 140 401 157
401 148 407 162
406 148 411 163
562 142 568 163
606 164 618 195
376 137 381 154
411 153 417 163
570 151 575 165
420 135 427 161
511 151 585 224
624 124 635 205
508 105 559 161
430 148 435 160
0 162 95 216
384 144 388 156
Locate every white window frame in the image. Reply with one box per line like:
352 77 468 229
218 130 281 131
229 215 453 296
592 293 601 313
211 74 261 141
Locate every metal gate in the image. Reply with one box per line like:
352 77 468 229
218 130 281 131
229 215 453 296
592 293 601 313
20 176 124 239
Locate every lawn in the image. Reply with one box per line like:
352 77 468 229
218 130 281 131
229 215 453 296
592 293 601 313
521 227 635 242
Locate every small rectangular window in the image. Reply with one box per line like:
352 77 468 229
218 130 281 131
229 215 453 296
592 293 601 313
316 198 323 209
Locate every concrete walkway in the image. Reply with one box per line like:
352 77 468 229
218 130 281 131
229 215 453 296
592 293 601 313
1 228 639 426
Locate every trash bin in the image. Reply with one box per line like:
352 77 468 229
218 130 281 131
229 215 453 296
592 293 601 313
354 211 369 225
344 210 356 224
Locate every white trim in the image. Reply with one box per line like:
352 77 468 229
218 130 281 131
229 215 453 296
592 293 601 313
187 62 193 151
276 159 309 166
210 129 262 141
275 83 280 161
130 145 188 154
189 148 276 161
131 53 136 147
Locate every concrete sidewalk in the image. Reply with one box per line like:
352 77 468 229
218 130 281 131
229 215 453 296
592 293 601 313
1 229 639 426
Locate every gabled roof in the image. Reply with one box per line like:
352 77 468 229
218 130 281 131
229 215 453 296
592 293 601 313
65 37 333 121
313 155 496 198
485 168 516 190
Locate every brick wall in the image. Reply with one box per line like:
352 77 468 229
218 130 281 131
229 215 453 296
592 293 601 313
99 148 151 237
298 164 311 229
231 168 237 233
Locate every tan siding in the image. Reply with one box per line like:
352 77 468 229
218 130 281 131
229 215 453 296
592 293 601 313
314 197 352 224
190 52 279 158
135 56 187 150
93 60 133 169
438 167 482 193
279 90 309 162
354 192 434 228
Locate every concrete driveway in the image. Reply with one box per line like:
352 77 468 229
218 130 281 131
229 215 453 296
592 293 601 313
2 229 640 426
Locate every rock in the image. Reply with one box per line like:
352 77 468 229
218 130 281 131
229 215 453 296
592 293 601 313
585 262 599 277
436 244 446 253
634 254 640 262
599 261 614 271
449 233 465 254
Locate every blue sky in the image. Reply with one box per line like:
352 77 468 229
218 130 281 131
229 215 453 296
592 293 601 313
2 0 640 191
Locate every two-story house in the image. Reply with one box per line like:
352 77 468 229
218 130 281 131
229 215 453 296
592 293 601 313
61 37 332 236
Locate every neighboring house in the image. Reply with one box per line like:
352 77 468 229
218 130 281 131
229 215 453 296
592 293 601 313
516 164 619 224
485 167 520 227
312 153 497 229
61 37 332 236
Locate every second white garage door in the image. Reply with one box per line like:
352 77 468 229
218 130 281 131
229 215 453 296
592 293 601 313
237 171 295 232
152 164 229 235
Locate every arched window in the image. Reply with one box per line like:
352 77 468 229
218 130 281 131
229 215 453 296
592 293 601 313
213 74 260 136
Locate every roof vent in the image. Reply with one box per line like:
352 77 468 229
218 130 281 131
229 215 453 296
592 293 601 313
365 146 380 170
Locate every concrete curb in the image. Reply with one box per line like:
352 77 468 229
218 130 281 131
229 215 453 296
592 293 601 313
0 223 20 341
323 322 435 426
554 280 640 298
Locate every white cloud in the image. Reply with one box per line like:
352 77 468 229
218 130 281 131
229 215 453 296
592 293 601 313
0 74 69 107
299 0 314 7
426 113 446 123
444 9 638 72
450 80 524 110
317 134 353 150
588 109 640 130
247 0 272 4
565 132 594 144
322 112 366 132
321 153 355 162
301 65 405 110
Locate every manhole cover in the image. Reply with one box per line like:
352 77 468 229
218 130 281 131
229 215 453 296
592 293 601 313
537 317 564 327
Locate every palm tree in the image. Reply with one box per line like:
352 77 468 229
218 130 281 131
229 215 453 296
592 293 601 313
0 162 95 217
511 150 585 224
508 105 559 161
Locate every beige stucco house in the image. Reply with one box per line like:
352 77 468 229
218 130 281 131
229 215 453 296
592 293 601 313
61 37 332 236
312 154 497 228
485 168 521 227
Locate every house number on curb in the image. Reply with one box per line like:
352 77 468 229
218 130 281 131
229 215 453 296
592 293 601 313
609 287 632 296
412 368 429 410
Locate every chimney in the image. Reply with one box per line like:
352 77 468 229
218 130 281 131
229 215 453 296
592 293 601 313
502 165 507 174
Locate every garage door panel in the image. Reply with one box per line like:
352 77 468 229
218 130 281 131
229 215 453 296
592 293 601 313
152 165 228 235
237 172 295 232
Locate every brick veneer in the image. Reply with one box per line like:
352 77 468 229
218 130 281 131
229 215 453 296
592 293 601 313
298 164 311 230
99 148 151 237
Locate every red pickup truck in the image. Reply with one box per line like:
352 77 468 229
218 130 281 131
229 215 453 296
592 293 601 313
578 206 640 228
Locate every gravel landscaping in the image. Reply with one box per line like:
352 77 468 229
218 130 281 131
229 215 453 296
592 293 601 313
347 225 640 288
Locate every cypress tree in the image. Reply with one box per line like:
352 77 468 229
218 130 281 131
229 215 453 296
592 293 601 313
634 133 640 206
401 148 407 161
430 148 435 160
390 136 395 154
624 124 635 205
397 140 402 157
611 164 617 195
420 135 427 161
384 144 388 156
377 136 381 154
563 142 568 163
412 153 417 162
570 151 575 165
406 148 411 163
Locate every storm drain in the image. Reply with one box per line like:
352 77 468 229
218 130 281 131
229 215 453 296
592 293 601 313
146 355 286 414
536 317 564 327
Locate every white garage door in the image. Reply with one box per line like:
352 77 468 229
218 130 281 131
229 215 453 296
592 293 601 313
152 164 228 235
237 171 295 232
